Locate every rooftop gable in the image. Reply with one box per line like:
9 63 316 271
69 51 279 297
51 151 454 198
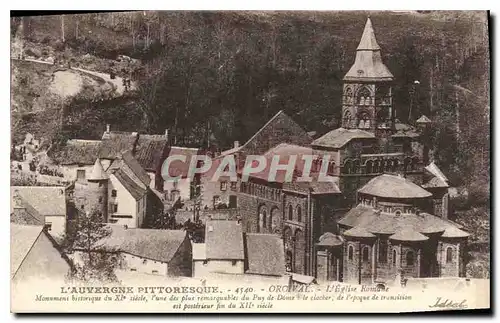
11 186 66 216
205 220 244 260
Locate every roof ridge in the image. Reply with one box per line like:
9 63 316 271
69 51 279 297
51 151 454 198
241 110 285 148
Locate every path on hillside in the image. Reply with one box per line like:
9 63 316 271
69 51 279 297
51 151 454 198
11 57 135 96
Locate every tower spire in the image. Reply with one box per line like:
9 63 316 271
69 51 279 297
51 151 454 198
343 17 393 82
357 17 380 51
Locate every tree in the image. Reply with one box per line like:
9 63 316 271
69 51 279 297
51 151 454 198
63 209 120 284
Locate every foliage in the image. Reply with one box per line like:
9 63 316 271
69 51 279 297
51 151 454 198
62 209 120 284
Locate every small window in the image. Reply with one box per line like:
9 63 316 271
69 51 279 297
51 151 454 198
348 245 354 261
288 205 293 221
406 251 415 266
446 247 453 263
81 205 85 210
220 181 228 191
111 189 117 197
152 270 159 274
98 197 103 203
362 247 369 262
98 182 103 187
45 222 52 231
230 181 237 191
232 260 237 266
76 169 86 180
394 210 402 217
392 249 397 266
142 259 147 265
203 260 208 266
113 204 118 213
297 206 302 222
378 239 388 263
130 268 137 272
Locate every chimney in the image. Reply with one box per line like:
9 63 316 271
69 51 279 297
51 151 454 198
234 141 239 149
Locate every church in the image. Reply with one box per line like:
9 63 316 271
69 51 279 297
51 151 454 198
237 17 468 284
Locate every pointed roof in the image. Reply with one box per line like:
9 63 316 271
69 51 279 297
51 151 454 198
344 18 394 82
416 115 432 123
87 158 109 181
357 18 381 50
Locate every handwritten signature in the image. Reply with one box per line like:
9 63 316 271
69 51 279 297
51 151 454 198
429 297 468 309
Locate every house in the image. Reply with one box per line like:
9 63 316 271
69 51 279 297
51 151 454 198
11 224 72 285
100 225 192 277
10 186 67 239
47 139 101 181
201 110 312 209
72 150 159 229
202 220 245 275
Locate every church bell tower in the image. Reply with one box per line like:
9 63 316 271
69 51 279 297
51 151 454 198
342 18 395 135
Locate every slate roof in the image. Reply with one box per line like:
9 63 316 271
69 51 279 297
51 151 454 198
389 228 429 242
423 162 449 189
205 220 244 260
101 226 187 262
312 128 375 149
11 186 66 216
358 174 432 199
344 18 394 82
134 136 168 171
108 151 151 187
338 204 466 240
11 224 44 278
113 169 147 200
99 131 138 160
48 139 101 165
343 226 376 238
316 232 344 247
245 233 285 277
441 227 470 238
192 243 206 261
282 180 341 195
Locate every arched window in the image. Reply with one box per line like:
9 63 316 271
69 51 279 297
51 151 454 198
348 245 354 261
357 87 371 105
358 112 370 129
344 87 354 105
258 205 267 233
394 209 402 217
297 205 302 222
378 239 388 263
343 110 353 128
285 251 293 272
270 207 281 233
366 160 374 174
392 249 397 266
446 247 453 263
328 162 335 175
385 160 392 172
353 159 360 174
362 247 369 262
406 250 415 266
392 159 399 172
288 205 293 221
343 160 352 174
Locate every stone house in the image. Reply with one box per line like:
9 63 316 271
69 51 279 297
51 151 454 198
10 186 67 239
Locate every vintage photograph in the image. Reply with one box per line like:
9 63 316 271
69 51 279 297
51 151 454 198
10 10 490 313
